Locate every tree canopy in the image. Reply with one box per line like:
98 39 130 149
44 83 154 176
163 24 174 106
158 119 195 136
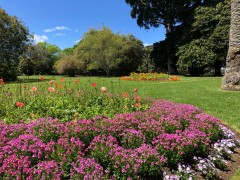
19 42 61 75
0 8 30 81
125 0 203 74
177 0 230 76
75 27 144 77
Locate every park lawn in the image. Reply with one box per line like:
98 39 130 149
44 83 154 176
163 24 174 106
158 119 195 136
15 75 240 133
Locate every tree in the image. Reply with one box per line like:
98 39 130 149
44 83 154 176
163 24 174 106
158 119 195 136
113 34 144 76
18 43 54 75
55 55 84 77
0 8 29 81
125 0 202 74
177 0 230 76
222 0 240 90
37 42 61 61
138 45 155 73
151 41 169 73
75 27 144 77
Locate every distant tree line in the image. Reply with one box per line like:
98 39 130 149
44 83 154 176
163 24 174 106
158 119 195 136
0 0 231 81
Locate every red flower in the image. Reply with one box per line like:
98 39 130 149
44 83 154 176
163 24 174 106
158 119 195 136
39 76 44 81
75 79 79 84
60 78 65 82
0 78 4 85
135 96 141 102
122 91 128 98
91 82 97 87
16 102 24 108
135 103 141 108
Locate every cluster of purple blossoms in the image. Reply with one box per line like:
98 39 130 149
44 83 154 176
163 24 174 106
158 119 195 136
0 100 239 179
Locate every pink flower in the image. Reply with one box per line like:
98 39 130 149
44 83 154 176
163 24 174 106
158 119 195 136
101 87 107 93
31 86 37 92
48 87 55 93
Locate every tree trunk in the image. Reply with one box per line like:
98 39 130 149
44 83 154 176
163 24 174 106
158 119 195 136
221 0 240 90
165 24 178 75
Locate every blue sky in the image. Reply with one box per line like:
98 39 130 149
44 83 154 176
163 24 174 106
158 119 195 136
0 0 165 49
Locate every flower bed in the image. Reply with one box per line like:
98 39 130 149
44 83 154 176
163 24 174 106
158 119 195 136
0 78 150 124
120 72 180 81
0 100 239 179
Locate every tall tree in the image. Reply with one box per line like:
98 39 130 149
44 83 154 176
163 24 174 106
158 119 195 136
18 43 54 75
75 27 143 77
177 0 230 76
0 8 29 81
37 42 61 61
125 0 202 74
221 0 240 90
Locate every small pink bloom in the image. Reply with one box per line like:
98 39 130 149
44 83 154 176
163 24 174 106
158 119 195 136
101 87 107 93
48 87 55 93
31 86 37 92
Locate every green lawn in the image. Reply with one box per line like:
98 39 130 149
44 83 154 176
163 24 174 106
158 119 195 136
13 75 239 133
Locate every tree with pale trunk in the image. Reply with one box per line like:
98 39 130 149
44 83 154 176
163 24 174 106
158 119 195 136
222 0 240 90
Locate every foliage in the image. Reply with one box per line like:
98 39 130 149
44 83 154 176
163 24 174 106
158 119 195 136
177 0 230 76
0 8 30 81
125 0 203 74
54 55 85 76
151 40 169 72
138 45 155 73
18 43 52 75
0 99 239 179
75 26 144 77
37 42 61 66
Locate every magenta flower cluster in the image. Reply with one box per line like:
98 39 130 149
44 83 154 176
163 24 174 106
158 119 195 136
0 100 238 179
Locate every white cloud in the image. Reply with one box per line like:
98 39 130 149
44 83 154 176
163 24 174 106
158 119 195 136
44 26 71 33
54 33 66 37
33 34 48 43
75 40 80 44
144 43 152 47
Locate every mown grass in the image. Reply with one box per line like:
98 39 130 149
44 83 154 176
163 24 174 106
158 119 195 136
9 75 238 133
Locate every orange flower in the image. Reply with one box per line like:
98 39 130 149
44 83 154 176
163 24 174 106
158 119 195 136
31 86 37 92
135 103 141 108
122 91 128 98
60 78 65 82
48 87 55 93
39 76 44 81
101 87 107 93
135 96 141 102
133 88 138 93
74 79 79 84
0 78 4 85
49 80 54 84
58 85 63 89
16 102 24 108
91 82 97 87
55 83 59 87
68 88 72 93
